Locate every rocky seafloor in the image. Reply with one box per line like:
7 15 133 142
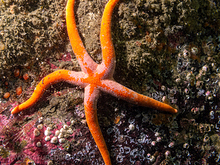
0 0 220 164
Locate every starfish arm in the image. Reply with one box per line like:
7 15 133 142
98 0 120 78
99 80 178 114
66 0 98 75
11 70 86 114
84 84 112 165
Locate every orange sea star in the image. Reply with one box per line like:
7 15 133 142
11 0 177 164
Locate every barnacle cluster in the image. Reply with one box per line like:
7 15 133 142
0 0 67 74
115 0 219 91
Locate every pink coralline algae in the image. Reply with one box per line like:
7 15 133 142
0 111 83 164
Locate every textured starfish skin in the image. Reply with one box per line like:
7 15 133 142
11 0 177 164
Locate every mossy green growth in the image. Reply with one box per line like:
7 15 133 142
0 146 10 158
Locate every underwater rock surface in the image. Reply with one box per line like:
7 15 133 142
0 0 220 164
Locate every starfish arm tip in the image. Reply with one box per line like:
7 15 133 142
174 109 178 113
11 106 19 115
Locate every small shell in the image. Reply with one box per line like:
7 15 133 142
149 156 155 162
47 160 53 165
60 128 66 134
50 137 58 144
67 128 73 135
37 124 44 130
58 133 64 139
151 141 156 146
183 143 189 149
59 138 66 143
168 142 175 148
47 127 52 131
165 150 170 158
0 41 5 51
64 134 69 138
155 132 160 137
71 119 76 125
38 117 44 123
34 128 40 137
44 130 52 136
129 124 135 131
156 137 162 142
55 130 60 136
45 136 50 142
191 47 198 55
161 85 166 91
203 134 210 143
36 141 42 147
63 124 69 130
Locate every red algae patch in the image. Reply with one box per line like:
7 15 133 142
14 69 20 77
23 73 29 80
16 86 22 96
3 92 10 99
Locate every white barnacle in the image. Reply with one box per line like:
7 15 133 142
50 136 58 144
